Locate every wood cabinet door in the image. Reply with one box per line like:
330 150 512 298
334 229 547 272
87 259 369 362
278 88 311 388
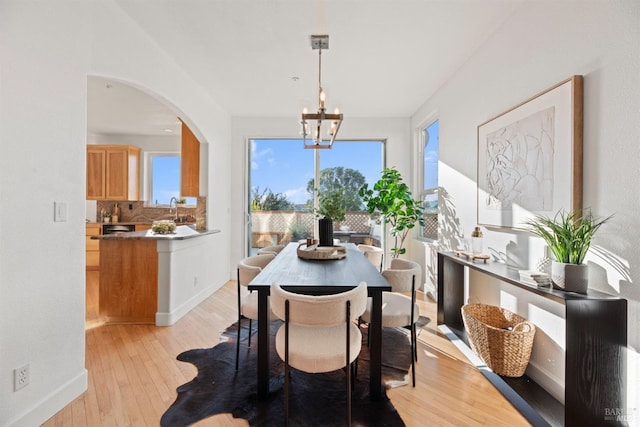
180 119 200 197
86 224 101 270
86 149 106 200
87 144 140 200
105 148 128 200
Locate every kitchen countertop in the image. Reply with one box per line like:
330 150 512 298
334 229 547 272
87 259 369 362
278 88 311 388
91 225 220 240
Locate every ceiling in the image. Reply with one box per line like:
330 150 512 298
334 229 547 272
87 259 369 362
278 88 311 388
88 0 523 136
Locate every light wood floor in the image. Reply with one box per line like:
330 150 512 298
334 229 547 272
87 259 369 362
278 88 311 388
42 271 530 426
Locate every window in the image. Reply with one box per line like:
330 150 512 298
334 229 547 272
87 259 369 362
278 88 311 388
148 153 196 206
420 120 439 240
247 139 384 254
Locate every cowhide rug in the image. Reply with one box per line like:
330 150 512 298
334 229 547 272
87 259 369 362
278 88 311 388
161 317 429 426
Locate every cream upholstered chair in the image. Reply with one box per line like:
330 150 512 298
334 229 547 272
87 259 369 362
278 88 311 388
361 258 421 386
357 244 384 272
271 282 368 427
235 253 276 370
256 244 285 255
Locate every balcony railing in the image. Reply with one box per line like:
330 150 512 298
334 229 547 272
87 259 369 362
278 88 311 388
250 211 380 248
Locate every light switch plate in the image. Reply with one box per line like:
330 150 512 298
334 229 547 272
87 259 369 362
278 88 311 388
54 201 67 222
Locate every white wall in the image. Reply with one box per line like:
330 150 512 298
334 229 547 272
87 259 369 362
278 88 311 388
156 232 226 326
0 1 231 425
229 117 412 271
411 0 639 408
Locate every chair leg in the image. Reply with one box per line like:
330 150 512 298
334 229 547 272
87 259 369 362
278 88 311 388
284 300 290 427
283 367 293 425
411 322 416 387
236 268 242 371
346 361 352 427
247 318 252 348
235 317 241 371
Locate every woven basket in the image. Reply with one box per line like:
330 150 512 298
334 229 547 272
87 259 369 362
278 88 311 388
461 299 536 377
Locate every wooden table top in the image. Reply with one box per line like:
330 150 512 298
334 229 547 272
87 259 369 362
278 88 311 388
249 242 390 293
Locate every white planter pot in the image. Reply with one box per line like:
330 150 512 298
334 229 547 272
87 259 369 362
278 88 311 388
551 261 589 294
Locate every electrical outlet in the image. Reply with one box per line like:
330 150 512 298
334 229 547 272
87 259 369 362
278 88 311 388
14 364 30 391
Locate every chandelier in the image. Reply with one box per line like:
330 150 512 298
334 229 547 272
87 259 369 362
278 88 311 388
301 35 343 149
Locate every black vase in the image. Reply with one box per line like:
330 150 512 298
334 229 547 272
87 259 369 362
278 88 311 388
318 218 334 247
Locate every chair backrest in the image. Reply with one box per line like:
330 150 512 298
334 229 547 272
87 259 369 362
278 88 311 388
257 245 285 255
270 282 368 327
382 258 422 293
237 253 275 287
357 244 383 271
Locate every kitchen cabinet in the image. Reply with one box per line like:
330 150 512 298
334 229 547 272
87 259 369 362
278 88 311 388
85 223 101 270
99 238 158 324
87 145 140 200
180 119 200 197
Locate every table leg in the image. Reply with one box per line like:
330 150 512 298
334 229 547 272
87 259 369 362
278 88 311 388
369 290 383 400
256 288 269 399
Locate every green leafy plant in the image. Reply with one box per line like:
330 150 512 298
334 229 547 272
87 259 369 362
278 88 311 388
359 167 424 258
524 209 612 265
288 222 310 242
316 188 347 222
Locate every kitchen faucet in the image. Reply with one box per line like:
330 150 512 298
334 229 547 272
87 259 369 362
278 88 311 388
169 196 179 222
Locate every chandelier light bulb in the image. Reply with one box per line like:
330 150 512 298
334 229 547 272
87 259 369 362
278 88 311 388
300 34 343 149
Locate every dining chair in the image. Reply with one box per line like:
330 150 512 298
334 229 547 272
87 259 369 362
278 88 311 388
256 244 285 255
270 282 368 427
360 258 421 386
357 244 384 272
235 253 276 370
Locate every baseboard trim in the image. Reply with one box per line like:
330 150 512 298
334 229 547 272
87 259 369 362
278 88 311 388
156 283 221 326
6 369 87 427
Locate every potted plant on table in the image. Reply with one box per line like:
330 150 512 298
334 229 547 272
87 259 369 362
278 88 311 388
359 167 424 258
316 188 347 246
524 208 612 293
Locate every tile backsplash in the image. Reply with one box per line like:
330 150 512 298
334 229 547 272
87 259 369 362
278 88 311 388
94 197 207 230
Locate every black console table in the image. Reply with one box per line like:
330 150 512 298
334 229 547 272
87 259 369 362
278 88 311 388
437 252 627 427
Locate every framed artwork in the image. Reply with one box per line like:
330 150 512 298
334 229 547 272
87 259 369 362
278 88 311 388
477 75 583 229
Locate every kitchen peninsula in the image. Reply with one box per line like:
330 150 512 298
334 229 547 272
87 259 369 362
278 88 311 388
93 225 220 326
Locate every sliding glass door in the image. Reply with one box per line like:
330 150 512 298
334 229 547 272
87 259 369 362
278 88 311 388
247 139 384 255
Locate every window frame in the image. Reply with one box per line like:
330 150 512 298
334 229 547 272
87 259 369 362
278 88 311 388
245 138 386 256
144 151 196 207
416 116 439 242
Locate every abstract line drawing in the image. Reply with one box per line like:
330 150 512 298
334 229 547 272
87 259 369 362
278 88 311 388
484 106 555 211
476 76 583 229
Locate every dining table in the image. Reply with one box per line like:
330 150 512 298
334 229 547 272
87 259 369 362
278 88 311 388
248 242 392 400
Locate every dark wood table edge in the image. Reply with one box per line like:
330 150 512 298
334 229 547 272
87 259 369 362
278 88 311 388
249 243 391 401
